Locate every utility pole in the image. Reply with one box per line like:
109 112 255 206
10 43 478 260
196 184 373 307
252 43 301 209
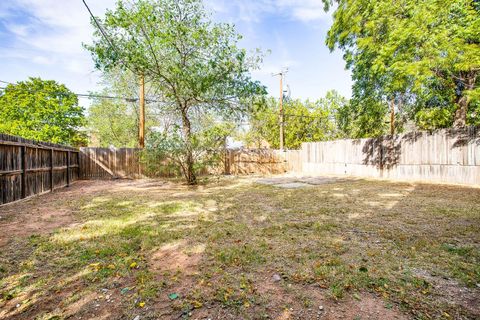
139 74 145 148
279 72 284 151
390 97 395 135
273 68 288 150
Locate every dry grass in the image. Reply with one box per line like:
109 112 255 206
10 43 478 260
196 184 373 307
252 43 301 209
0 177 479 319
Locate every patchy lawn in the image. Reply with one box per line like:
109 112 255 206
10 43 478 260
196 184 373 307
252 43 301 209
0 177 479 320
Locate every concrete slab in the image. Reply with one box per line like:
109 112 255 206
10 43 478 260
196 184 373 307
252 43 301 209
256 176 348 188
255 177 298 185
273 182 313 189
300 177 345 185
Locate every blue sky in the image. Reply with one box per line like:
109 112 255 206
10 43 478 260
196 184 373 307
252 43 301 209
0 0 352 108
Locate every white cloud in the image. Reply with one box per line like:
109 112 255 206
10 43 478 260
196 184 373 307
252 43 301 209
208 0 328 23
32 55 54 65
4 22 31 37
1 0 350 103
0 0 116 103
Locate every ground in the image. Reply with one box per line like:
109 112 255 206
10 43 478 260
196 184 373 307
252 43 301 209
0 176 479 320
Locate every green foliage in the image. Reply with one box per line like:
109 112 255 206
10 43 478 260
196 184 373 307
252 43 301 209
142 117 233 177
245 91 348 149
88 94 139 147
0 77 86 146
87 69 141 147
324 0 480 131
85 0 265 183
415 108 454 131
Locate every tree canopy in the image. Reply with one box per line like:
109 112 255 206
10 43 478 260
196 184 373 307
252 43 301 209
323 0 480 135
0 77 86 146
85 0 265 184
244 91 349 149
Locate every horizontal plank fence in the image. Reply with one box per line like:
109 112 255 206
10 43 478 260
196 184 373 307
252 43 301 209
300 126 480 185
0 134 79 205
79 147 144 179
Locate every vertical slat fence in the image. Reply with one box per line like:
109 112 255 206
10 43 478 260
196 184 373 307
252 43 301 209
79 147 144 179
0 133 80 205
300 126 480 185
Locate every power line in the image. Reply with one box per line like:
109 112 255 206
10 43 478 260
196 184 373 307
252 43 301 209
81 0 140 79
81 0 141 101
0 83 164 103
1 82 326 119
81 0 118 62
252 108 324 119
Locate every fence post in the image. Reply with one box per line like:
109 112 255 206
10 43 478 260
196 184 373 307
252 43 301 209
66 151 70 187
50 148 54 191
224 149 230 175
21 145 27 199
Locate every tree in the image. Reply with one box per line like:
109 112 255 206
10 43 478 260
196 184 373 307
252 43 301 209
85 0 265 184
0 77 86 145
323 0 480 131
88 90 139 147
87 68 170 147
245 91 346 149
143 115 234 178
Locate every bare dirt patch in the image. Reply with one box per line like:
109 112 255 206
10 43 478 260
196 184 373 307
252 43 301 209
149 240 203 275
0 177 479 319
0 181 114 246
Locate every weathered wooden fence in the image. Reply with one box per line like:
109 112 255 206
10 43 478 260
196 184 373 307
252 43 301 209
223 149 302 175
225 149 287 175
79 147 144 179
0 134 79 205
2 126 478 205
300 126 480 185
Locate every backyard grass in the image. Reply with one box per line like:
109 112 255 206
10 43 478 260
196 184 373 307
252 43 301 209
0 177 479 319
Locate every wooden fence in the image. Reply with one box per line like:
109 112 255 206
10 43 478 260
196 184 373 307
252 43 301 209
300 126 480 185
224 149 288 175
223 149 303 175
2 126 478 205
79 147 144 179
0 134 79 205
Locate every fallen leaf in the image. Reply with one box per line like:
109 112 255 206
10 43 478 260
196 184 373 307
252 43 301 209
168 293 179 300
192 300 202 308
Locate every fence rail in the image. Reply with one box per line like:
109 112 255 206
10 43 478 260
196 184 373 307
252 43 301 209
0 134 79 205
79 147 144 179
2 126 478 205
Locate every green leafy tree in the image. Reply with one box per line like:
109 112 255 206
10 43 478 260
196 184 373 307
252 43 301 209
246 91 345 149
323 0 480 132
85 0 265 184
0 77 86 145
88 92 139 147
88 68 180 147
143 116 234 178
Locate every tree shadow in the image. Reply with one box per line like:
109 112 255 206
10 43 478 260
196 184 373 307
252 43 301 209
361 136 401 170
0 180 225 320
360 126 479 172
446 126 479 148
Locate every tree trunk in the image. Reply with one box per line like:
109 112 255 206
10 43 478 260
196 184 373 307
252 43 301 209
453 74 476 128
180 108 196 185
453 95 468 128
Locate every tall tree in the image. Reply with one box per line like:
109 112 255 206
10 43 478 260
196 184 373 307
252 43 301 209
0 78 86 145
85 0 265 184
323 0 480 132
245 92 345 149
87 68 170 147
